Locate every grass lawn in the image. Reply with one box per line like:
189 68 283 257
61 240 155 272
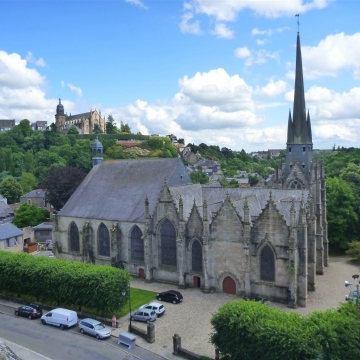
114 287 158 318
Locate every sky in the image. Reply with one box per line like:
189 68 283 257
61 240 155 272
0 0 359 152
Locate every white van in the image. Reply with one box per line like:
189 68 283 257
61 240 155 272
41 308 78 330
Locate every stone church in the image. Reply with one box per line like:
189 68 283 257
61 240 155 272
53 33 327 308
54 99 106 134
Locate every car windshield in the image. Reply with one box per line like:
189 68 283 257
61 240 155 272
94 323 105 330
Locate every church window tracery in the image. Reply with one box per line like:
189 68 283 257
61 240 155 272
98 223 110 257
130 225 144 261
260 244 275 281
69 222 80 252
191 240 202 272
160 219 177 266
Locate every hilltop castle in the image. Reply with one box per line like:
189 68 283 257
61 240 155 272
53 32 327 308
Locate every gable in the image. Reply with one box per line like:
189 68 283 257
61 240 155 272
211 198 243 242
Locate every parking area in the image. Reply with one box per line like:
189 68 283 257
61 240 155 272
116 256 360 359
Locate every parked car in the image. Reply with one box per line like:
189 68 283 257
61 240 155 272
41 308 78 329
130 309 157 323
139 302 165 317
79 318 111 339
14 304 42 319
156 290 183 304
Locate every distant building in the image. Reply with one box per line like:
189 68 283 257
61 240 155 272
0 195 14 224
32 222 53 242
31 121 47 131
0 223 24 252
0 119 15 132
54 99 106 134
20 189 49 209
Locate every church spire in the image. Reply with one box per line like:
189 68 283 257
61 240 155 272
290 32 311 145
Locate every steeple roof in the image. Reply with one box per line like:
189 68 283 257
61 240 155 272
287 33 312 145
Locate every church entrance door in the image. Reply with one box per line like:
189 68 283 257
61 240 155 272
139 268 145 279
193 276 201 288
223 276 236 294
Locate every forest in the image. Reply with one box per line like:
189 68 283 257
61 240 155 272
0 119 359 252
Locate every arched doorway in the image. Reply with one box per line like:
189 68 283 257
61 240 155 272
222 276 236 294
193 276 201 288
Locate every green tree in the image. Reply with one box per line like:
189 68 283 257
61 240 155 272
44 123 62 149
327 177 358 250
44 166 87 210
13 203 49 228
248 175 259 186
190 171 209 184
0 177 23 204
20 172 37 194
67 126 79 135
18 119 33 137
120 121 131 133
93 124 103 134
106 115 117 134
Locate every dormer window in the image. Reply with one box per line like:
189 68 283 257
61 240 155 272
290 164 293 169
289 147 292 153
303 146 305 152
302 163 305 169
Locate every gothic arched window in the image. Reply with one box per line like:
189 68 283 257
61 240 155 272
191 240 202 272
160 219 177 266
290 181 302 189
98 223 110 257
260 244 275 281
130 226 144 261
69 222 80 252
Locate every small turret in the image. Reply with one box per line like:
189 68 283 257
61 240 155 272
92 136 103 167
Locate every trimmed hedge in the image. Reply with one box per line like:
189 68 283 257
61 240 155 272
0 251 130 314
74 134 150 141
210 300 360 360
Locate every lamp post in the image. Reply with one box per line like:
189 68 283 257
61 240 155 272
345 274 360 318
122 283 132 332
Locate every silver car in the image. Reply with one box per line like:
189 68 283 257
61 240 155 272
139 302 165 317
130 309 157 323
79 318 112 339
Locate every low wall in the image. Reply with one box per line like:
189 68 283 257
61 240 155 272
173 333 216 360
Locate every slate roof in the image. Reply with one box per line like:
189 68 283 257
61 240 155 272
59 158 192 222
66 112 91 121
0 223 24 240
21 189 45 198
32 222 53 230
0 202 14 219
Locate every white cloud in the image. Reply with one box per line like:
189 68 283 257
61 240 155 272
251 27 290 36
235 47 251 59
0 51 76 122
212 23 234 39
67 83 83 97
125 0 148 10
183 0 332 23
256 79 288 98
0 51 44 89
300 32 360 79
180 12 202 34
26 51 46 67
235 47 280 66
256 39 266 45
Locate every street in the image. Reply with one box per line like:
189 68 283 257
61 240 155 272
0 311 162 360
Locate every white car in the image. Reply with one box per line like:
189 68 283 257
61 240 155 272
139 302 165 317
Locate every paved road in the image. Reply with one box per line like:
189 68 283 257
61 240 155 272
0 311 164 360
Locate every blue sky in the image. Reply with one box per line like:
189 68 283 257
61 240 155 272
1 0 359 152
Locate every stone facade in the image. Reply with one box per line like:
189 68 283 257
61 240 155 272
53 32 327 308
54 99 106 134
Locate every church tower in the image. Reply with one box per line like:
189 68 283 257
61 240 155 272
55 99 66 130
282 33 313 189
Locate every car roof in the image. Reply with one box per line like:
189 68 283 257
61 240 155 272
168 290 182 295
147 302 163 307
81 318 101 324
